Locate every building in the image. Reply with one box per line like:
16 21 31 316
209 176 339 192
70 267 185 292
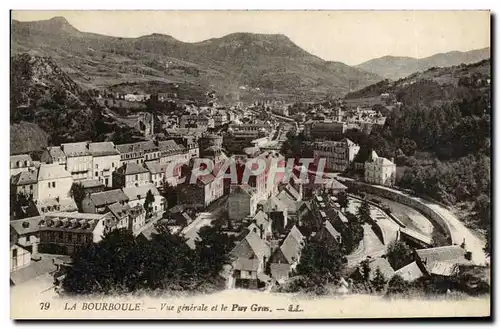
157 140 189 165
229 230 271 289
179 136 200 160
86 142 120 187
177 173 224 208
10 243 32 272
10 212 110 255
364 151 396 187
228 185 259 222
270 226 305 282
10 154 35 176
122 183 165 217
11 168 38 200
113 162 151 188
107 202 146 233
37 164 73 203
116 141 160 165
145 161 181 188
313 138 360 172
213 111 228 127
81 189 129 214
40 146 66 166
315 220 342 244
60 142 93 181
415 245 473 277
179 115 214 128
304 120 347 140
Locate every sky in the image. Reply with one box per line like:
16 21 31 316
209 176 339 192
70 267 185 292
11 10 491 65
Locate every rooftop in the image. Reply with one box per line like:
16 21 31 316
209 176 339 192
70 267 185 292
89 189 129 207
38 164 72 181
88 142 119 156
122 183 160 201
61 142 90 157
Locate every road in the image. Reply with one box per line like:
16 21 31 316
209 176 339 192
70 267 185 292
374 185 488 266
345 198 400 267
181 196 228 249
367 194 434 237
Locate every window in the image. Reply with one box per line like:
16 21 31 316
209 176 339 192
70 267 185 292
48 182 51 188
12 248 17 258
52 182 56 188
95 172 98 177
95 164 99 169
30 185 33 190
135 175 138 180
112 162 115 168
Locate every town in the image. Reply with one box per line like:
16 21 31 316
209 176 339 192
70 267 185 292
10 88 489 297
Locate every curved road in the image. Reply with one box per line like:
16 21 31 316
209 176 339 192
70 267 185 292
370 185 488 266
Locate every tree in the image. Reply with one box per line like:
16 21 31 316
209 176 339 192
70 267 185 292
143 190 155 218
357 200 371 224
360 258 371 283
337 192 349 211
386 275 409 296
296 238 347 288
371 268 387 292
162 181 177 209
70 183 86 212
386 241 413 271
431 228 449 247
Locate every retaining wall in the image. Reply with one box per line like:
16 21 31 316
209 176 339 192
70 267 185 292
344 181 454 245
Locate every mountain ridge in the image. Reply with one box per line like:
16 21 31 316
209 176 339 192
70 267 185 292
356 47 490 80
11 17 383 102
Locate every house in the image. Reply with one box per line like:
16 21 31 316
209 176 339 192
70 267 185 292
88 142 121 188
179 115 214 128
40 146 66 166
394 261 425 282
157 140 189 165
251 211 273 241
415 245 474 277
145 161 181 188
122 183 165 217
81 189 129 214
258 197 288 235
10 154 35 176
61 142 93 181
116 141 160 165
229 230 272 289
107 202 146 233
315 220 342 244
180 136 200 160
37 164 73 203
10 243 32 272
113 162 151 188
364 151 396 187
10 212 110 255
350 257 395 282
312 139 360 172
228 185 259 222
11 168 38 200
270 226 305 282
78 179 106 196
177 173 224 208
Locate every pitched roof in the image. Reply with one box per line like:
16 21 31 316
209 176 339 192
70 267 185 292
10 154 32 163
88 142 119 156
276 190 300 213
80 179 105 189
37 164 72 181
11 169 38 186
145 161 176 175
122 183 160 201
107 202 131 219
230 231 270 260
324 220 342 240
284 184 301 201
157 140 186 155
280 228 305 264
89 189 129 207
367 258 395 281
119 162 149 175
252 211 270 228
323 178 348 190
394 261 425 282
47 146 65 160
415 246 472 275
259 196 287 212
116 141 158 154
61 142 90 157
10 216 44 235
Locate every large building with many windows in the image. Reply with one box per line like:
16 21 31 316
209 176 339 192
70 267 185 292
364 151 396 187
312 138 360 172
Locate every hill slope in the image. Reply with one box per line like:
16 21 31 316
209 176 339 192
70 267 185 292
356 48 490 80
11 17 382 102
10 53 143 154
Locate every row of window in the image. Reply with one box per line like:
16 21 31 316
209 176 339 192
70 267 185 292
40 231 91 244
95 163 115 169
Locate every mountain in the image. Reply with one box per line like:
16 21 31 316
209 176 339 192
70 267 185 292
11 17 383 103
10 53 143 154
356 47 490 80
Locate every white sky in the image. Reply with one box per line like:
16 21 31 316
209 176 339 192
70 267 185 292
11 10 491 66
